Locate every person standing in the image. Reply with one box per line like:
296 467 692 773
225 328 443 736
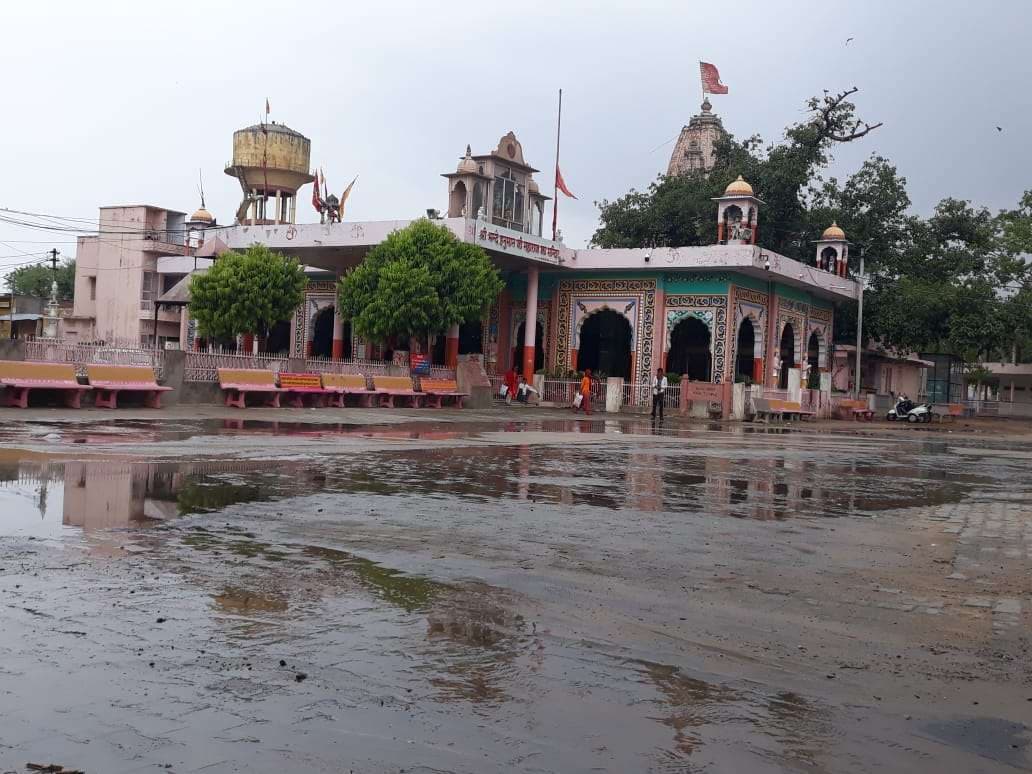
573 369 593 414
504 364 519 405
651 367 668 420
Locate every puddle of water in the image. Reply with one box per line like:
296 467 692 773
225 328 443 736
0 432 1009 541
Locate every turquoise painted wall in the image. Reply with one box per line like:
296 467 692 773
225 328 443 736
774 281 833 310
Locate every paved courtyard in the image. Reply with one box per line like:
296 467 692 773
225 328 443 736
0 407 1029 773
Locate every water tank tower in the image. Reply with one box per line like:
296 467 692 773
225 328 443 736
224 122 315 225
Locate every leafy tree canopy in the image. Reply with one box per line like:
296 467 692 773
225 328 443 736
4 260 76 299
189 244 307 340
337 219 503 346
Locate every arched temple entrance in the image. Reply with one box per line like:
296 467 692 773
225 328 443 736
667 317 711 382
513 321 544 372
265 319 291 354
778 323 795 390
807 331 821 389
458 320 483 355
311 306 335 358
578 310 632 378
735 317 756 382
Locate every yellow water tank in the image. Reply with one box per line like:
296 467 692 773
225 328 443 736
225 122 314 194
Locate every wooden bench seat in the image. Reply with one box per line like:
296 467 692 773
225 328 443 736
218 368 284 408
372 375 421 408
86 364 171 409
278 372 334 408
321 373 376 407
0 360 91 408
837 398 874 421
419 378 468 409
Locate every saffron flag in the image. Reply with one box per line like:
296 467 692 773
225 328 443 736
555 166 577 199
319 169 327 200
311 173 322 213
338 176 357 220
699 62 728 95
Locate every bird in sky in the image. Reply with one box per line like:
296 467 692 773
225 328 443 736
845 36 854 45
996 126 1004 132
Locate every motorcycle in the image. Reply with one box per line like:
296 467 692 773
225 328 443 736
886 395 935 423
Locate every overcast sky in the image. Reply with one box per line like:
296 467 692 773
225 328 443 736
2 0 1029 280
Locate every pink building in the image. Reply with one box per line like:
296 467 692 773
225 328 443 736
63 205 203 346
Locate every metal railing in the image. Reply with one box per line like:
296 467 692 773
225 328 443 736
184 350 288 382
540 378 606 406
303 356 392 376
24 339 165 379
621 381 680 411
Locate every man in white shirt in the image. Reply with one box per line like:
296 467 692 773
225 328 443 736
651 367 668 420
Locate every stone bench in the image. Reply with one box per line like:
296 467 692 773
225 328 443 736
278 372 335 408
419 378 468 409
321 373 376 407
0 360 91 408
217 368 284 408
86 364 172 409
372 375 421 408
837 398 874 421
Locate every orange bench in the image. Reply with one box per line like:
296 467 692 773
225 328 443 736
217 368 284 408
837 398 874 421
0 360 91 408
419 378 468 409
372 375 421 408
278 372 334 408
321 373 376 407
86 364 172 409
933 403 965 422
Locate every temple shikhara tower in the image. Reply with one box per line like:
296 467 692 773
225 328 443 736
667 98 726 177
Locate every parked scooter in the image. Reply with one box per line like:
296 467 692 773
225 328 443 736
886 395 935 423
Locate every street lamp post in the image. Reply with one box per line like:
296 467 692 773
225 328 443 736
853 247 865 401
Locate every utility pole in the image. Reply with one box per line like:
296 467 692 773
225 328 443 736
853 247 865 400
43 249 61 339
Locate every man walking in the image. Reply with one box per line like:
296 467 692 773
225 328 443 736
651 367 668 420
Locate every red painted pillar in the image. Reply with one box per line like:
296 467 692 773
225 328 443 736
522 267 539 381
717 222 725 243
331 304 345 359
241 333 254 354
753 358 764 384
445 323 460 368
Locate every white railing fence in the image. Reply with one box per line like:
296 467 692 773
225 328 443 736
184 351 289 382
24 339 165 380
303 356 392 377
621 381 681 411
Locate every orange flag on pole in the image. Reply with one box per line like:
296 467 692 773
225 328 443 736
338 176 357 220
555 166 577 199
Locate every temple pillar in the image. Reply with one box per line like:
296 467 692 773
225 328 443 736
241 333 254 354
331 305 345 359
445 323 460 368
522 267 539 381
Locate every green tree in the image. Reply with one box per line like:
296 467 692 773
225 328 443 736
4 260 76 299
337 219 503 349
188 244 306 340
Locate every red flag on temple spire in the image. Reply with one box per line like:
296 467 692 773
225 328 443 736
311 171 323 214
699 62 728 95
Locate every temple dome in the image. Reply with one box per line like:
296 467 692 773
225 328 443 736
528 179 540 194
457 144 477 174
821 222 846 240
189 207 214 224
724 175 753 196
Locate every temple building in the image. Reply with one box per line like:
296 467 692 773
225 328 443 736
69 120 857 395
667 99 726 177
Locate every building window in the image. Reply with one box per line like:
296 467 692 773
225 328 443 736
141 271 158 311
88 276 96 301
492 167 524 230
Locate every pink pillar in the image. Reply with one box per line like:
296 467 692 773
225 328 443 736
522 267 539 381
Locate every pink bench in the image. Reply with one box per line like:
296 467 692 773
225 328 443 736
0 360 91 408
419 378 468 409
321 373 377 407
218 368 285 408
278 372 335 408
87 365 172 409
372 375 421 408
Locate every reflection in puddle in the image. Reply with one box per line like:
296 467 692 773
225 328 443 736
0 434 995 540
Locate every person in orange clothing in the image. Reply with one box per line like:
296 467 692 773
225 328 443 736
503 364 519 404
573 369 593 414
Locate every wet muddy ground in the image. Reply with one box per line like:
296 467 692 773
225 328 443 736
0 407 1030 773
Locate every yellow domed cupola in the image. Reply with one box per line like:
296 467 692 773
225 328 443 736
821 222 846 241
724 175 754 196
